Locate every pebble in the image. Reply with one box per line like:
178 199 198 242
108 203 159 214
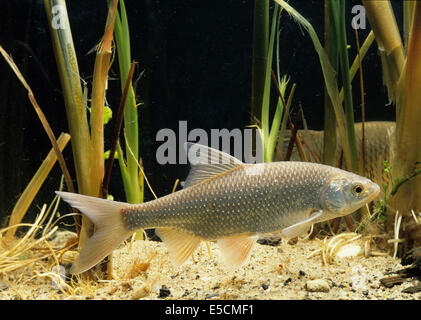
205 293 219 299
159 285 171 298
305 279 330 293
261 283 269 290
0 281 9 291
298 270 306 277
132 285 150 299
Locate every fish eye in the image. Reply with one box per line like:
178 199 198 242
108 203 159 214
352 184 364 197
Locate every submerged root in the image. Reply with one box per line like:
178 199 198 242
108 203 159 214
0 194 85 298
0 202 58 275
307 232 387 265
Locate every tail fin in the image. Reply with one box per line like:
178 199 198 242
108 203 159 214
56 191 133 274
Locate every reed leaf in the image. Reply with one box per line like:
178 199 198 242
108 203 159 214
111 0 143 204
266 75 287 162
362 0 405 103
251 0 269 121
403 1 416 52
329 0 358 173
339 30 374 104
44 0 94 199
275 82 295 160
261 4 279 161
322 0 338 166
391 2 421 221
90 0 118 198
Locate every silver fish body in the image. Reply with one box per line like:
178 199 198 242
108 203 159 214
57 143 380 274
122 161 377 240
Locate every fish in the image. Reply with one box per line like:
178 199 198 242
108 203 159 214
57 142 380 274
282 121 395 188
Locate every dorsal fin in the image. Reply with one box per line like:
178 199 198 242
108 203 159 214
183 143 243 188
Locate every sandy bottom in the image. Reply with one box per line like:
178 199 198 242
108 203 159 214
0 231 420 300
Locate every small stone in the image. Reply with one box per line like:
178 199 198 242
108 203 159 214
159 285 171 298
182 290 190 297
305 279 330 293
402 285 421 294
205 293 219 299
132 285 151 299
284 278 292 286
299 270 306 277
0 281 9 291
261 283 269 290
121 281 133 290
362 290 369 296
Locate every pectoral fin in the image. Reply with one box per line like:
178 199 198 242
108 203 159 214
217 234 257 267
155 228 201 266
281 210 323 238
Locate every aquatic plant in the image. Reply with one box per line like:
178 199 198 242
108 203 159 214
273 0 375 175
251 0 269 121
0 194 64 275
44 0 119 276
252 3 296 163
0 44 77 238
362 0 421 244
107 0 144 207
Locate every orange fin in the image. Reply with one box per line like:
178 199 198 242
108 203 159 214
155 228 201 265
217 234 257 267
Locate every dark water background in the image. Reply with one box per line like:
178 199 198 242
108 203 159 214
0 0 398 229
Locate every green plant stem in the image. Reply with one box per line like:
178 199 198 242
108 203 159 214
261 5 279 162
112 0 142 204
275 83 295 160
266 72 287 162
102 61 136 198
330 0 358 173
322 0 338 166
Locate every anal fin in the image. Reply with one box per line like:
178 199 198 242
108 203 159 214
217 234 257 267
155 228 201 266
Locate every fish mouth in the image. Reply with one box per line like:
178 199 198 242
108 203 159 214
365 181 381 202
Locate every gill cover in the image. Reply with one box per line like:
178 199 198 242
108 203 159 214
322 177 348 213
